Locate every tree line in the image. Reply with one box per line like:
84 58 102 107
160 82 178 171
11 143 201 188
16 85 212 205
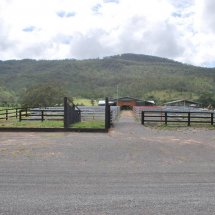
0 54 215 107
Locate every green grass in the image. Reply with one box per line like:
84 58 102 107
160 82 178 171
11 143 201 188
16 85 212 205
73 98 98 106
0 119 64 128
71 120 105 129
0 118 105 129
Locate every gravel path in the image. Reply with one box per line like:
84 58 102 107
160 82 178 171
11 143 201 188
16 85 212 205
0 111 215 214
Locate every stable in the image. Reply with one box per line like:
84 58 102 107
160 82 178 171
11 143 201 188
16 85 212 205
111 96 154 110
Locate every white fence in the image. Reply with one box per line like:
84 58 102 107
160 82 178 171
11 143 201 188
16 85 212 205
30 106 121 122
78 106 120 122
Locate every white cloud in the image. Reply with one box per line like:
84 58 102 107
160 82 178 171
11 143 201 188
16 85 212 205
0 0 215 66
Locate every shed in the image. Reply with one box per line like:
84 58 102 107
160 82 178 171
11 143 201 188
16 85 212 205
164 99 201 108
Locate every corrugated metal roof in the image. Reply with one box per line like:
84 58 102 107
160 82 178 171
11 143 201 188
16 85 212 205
111 96 144 102
164 99 200 105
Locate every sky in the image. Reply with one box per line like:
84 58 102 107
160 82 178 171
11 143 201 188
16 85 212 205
0 0 215 67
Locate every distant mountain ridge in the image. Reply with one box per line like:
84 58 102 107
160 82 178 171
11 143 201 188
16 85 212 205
0 53 215 105
107 53 182 64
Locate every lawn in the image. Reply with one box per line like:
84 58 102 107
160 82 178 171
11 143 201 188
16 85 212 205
0 119 64 128
73 98 98 106
71 120 105 129
0 119 105 129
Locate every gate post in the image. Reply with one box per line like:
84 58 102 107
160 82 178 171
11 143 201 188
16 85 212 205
64 97 68 129
141 111 145 125
105 97 111 129
211 113 214 125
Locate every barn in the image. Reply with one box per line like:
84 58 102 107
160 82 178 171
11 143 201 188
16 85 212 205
111 97 155 110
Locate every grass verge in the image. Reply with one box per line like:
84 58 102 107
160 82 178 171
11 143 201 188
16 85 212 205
71 120 105 129
0 119 64 128
0 119 105 129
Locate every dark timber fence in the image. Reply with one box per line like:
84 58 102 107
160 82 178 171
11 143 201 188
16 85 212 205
19 108 64 122
141 110 214 126
0 97 113 132
0 108 23 120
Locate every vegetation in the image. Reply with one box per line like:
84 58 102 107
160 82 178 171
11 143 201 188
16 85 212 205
198 93 215 107
71 120 105 129
73 98 97 106
0 53 215 106
0 86 17 107
0 119 64 128
20 83 68 107
0 118 104 129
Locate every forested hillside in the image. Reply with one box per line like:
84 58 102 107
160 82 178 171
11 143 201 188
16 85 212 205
0 53 215 106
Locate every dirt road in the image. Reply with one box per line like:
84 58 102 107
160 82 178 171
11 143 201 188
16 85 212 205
0 111 215 214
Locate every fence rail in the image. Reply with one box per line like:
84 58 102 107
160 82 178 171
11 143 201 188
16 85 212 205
141 110 215 126
78 106 120 122
0 108 23 120
19 108 64 121
133 106 162 120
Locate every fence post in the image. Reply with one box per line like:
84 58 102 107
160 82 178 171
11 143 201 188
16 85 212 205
16 108 18 118
41 110 44 122
188 112 191 126
141 111 145 125
19 110 22 122
105 97 111 129
211 113 214 125
6 109 8 120
165 112 167 125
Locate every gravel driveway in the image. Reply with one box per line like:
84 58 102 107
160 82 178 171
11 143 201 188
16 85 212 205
0 111 215 214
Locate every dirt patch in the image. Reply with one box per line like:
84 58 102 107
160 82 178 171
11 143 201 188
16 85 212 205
120 110 134 117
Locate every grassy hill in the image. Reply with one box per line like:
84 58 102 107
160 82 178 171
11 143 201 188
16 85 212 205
0 53 215 105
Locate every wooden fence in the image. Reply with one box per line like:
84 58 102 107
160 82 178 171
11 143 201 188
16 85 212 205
11 106 117 125
133 106 162 120
0 97 119 130
141 110 215 126
0 107 64 122
0 108 24 120
19 108 64 122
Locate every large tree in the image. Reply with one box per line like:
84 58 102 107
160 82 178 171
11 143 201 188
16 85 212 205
20 83 67 107
198 92 215 107
0 86 16 107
